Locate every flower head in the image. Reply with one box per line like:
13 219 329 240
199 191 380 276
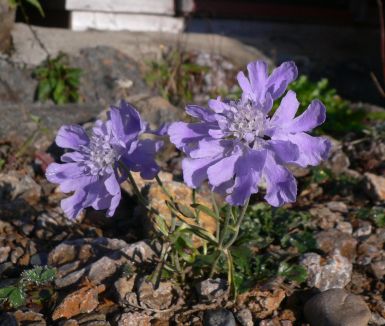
168 60 331 207
46 101 162 219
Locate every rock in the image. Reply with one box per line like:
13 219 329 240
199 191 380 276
371 312 385 326
370 258 385 279
114 312 151 326
114 275 136 305
364 172 385 201
326 201 348 213
196 278 228 302
315 229 357 261
52 285 103 320
336 221 353 235
121 171 173 196
69 47 149 105
0 0 16 53
310 205 342 230
236 286 285 319
0 170 42 205
147 180 217 247
353 221 372 238
133 96 182 129
137 278 175 310
0 312 17 326
12 310 46 325
235 309 253 326
304 288 371 326
49 238 156 288
356 235 382 265
300 251 352 291
203 309 236 326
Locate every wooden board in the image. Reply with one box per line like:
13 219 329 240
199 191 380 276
66 0 175 15
70 11 185 33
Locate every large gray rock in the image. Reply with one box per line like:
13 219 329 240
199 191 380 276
203 309 236 326
304 289 371 326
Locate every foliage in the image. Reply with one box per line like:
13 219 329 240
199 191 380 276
33 53 82 104
8 0 44 16
175 203 312 294
0 266 56 308
356 207 385 228
144 49 209 106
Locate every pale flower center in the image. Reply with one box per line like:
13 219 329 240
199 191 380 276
226 101 267 148
82 133 119 176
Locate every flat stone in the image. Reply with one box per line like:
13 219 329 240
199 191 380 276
236 309 253 326
203 309 236 326
304 288 371 326
137 278 175 310
364 173 385 201
52 286 100 320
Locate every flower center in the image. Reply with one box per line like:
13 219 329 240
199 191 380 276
226 101 267 148
82 133 119 176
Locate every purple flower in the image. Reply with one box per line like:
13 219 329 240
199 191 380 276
46 101 162 219
168 60 331 207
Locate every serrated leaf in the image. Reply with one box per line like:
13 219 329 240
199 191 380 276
22 266 56 285
0 286 25 308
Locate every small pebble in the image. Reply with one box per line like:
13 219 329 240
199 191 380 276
203 309 236 326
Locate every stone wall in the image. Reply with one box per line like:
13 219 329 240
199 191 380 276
0 0 15 53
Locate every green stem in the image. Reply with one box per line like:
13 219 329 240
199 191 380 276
155 175 174 201
223 198 250 250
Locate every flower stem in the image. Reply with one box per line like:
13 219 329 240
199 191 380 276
209 198 250 279
223 198 250 250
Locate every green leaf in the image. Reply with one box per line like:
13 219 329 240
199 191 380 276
25 0 45 17
37 80 52 101
278 262 307 283
191 203 219 220
175 203 195 219
154 214 169 236
0 286 26 308
21 266 56 285
53 80 66 104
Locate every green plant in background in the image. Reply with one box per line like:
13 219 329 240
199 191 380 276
144 49 209 106
0 266 56 308
33 53 82 104
8 0 44 16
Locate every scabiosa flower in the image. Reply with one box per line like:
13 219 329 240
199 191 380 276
46 101 162 219
168 60 331 207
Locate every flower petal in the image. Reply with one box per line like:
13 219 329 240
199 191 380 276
168 122 213 150
207 152 241 187
186 105 216 123
182 157 220 188
286 100 326 133
109 101 143 144
284 133 331 167
45 162 84 184
263 154 297 207
122 139 162 179
56 125 89 150
267 140 299 164
266 61 298 100
189 139 233 159
60 189 87 219
225 149 267 205
270 90 299 126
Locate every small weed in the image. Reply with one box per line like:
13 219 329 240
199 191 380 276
8 0 44 16
0 266 56 308
144 49 209 106
356 207 385 228
33 53 82 104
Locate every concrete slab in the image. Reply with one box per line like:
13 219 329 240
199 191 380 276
70 12 184 33
65 0 175 15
